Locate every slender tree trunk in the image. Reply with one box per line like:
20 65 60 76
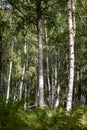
74 68 81 105
35 74 39 107
51 64 55 108
0 33 2 95
6 42 14 103
54 53 57 91
35 84 39 107
45 22 51 107
54 58 60 108
36 0 45 108
13 83 18 101
55 83 60 107
24 42 28 110
19 65 25 101
66 0 75 111
72 0 76 107
24 75 27 110
19 27 27 101
72 0 76 37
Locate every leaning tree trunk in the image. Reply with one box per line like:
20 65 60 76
36 0 45 108
66 0 75 111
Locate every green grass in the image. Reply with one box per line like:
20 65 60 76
0 102 87 130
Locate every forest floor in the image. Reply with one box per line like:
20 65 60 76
0 102 87 130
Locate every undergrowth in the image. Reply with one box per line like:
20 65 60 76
0 102 87 130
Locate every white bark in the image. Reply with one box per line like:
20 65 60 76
24 79 27 111
6 42 14 103
35 83 39 107
38 19 44 107
55 83 60 108
55 59 60 108
45 22 51 106
19 65 25 101
66 0 75 111
24 46 28 110
36 0 45 108
0 33 2 94
54 54 57 89
19 31 27 101
51 64 55 108
13 83 18 101
72 0 76 37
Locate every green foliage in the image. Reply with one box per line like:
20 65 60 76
0 102 19 130
0 1 87 130
1 103 87 130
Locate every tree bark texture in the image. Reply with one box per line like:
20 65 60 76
0 33 2 94
6 42 14 103
36 0 45 108
66 0 75 111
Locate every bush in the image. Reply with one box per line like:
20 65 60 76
0 102 87 130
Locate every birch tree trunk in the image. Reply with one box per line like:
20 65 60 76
72 0 76 37
0 33 2 95
6 42 14 103
19 64 25 101
24 41 28 110
36 0 45 108
45 22 51 107
51 64 55 108
24 73 28 110
19 29 28 102
66 0 75 111
54 58 60 108
35 83 39 107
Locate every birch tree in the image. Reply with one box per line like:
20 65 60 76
54 54 60 108
0 31 2 94
0 6 4 96
6 41 14 103
66 0 76 111
19 33 27 101
45 21 51 107
36 0 45 108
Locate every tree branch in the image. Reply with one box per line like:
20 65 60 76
41 0 62 13
77 11 87 27
7 0 36 25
